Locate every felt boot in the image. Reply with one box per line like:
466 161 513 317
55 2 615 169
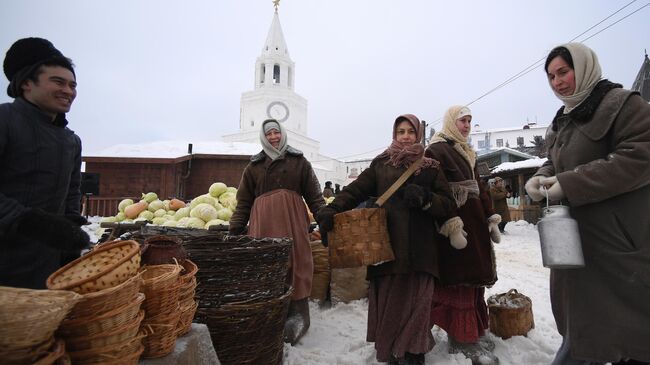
283 298 310 345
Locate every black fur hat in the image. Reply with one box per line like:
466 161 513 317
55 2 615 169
3 37 74 97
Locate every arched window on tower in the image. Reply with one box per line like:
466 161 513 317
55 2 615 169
260 64 265 84
273 64 280 84
288 66 292 87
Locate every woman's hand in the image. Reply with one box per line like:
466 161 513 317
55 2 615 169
525 176 546 201
539 176 565 201
403 184 433 210
316 206 337 232
487 214 502 243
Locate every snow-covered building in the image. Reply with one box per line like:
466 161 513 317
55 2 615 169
468 123 548 152
221 6 347 186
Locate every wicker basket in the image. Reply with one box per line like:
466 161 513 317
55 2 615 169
67 330 146 365
76 344 144 365
195 286 293 365
0 336 55 364
176 301 198 337
328 208 395 268
58 293 145 337
47 240 141 294
65 310 144 351
0 286 80 351
67 272 142 319
487 289 535 339
141 310 182 358
32 338 66 365
310 240 330 302
178 259 198 287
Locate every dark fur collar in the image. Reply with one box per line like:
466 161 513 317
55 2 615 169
250 145 303 163
551 79 622 131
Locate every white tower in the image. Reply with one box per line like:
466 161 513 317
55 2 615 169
222 4 320 159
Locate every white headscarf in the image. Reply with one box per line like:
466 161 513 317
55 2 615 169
430 105 476 170
259 119 288 160
549 43 602 114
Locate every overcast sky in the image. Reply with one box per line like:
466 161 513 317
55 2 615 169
1 0 648 159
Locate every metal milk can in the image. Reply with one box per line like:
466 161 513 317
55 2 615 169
537 205 585 269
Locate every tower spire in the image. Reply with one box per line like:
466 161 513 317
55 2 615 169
273 0 280 12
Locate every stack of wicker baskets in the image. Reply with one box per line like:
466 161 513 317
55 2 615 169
176 259 199 337
0 286 80 365
139 263 182 358
46 240 146 365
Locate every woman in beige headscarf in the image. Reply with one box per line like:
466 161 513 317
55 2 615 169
426 106 501 365
525 43 650 365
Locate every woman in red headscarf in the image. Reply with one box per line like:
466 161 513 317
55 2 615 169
318 114 457 365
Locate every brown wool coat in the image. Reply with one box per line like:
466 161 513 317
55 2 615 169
329 156 456 280
489 186 511 222
230 147 325 234
425 142 497 287
535 89 650 362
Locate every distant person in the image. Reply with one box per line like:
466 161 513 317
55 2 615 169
334 183 341 195
229 119 326 345
525 43 650 365
0 37 90 289
322 181 334 198
317 114 457 365
489 177 510 233
426 106 501 365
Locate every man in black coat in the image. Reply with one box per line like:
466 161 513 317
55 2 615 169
0 37 90 289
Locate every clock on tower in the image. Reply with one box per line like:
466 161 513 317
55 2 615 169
266 101 290 123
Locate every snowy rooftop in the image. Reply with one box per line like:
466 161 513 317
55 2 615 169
492 157 547 173
85 140 262 158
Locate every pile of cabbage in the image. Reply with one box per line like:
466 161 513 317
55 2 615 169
100 182 238 230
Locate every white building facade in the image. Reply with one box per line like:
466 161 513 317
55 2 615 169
221 8 347 187
468 123 549 151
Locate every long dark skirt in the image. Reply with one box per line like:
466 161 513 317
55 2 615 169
430 285 489 343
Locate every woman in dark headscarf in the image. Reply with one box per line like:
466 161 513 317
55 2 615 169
229 119 326 345
526 43 650 365
426 105 501 365
318 114 457 365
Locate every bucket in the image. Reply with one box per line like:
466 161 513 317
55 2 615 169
537 205 584 269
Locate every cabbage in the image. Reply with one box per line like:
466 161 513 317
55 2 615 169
118 199 134 212
152 217 167 225
114 212 126 222
122 218 134 223
185 217 206 229
205 219 226 229
208 182 228 198
174 207 191 220
138 210 154 221
141 192 158 203
162 220 178 227
190 203 219 222
162 214 175 221
216 208 233 221
226 187 237 194
162 199 171 210
154 209 167 218
190 194 217 209
148 199 164 212
218 192 237 211
176 217 191 227
101 216 116 223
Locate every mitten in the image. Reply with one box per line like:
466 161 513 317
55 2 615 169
13 208 90 251
315 206 337 233
487 214 502 243
539 176 565 201
403 184 433 210
525 176 546 202
439 217 468 249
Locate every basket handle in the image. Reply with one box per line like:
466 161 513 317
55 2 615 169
506 288 520 297
375 157 424 207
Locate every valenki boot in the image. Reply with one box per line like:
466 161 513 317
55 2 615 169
449 337 499 365
283 298 311 345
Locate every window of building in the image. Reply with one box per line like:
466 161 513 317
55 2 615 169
478 140 486 149
273 64 280 84
260 64 265 84
250 120 254 127
496 139 503 147
517 137 524 146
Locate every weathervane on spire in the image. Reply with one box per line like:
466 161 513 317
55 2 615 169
273 0 280 12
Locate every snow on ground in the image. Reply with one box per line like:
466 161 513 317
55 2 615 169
82 218 562 364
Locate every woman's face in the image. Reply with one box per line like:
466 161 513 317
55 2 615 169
455 115 472 138
265 129 282 149
395 121 417 145
547 56 576 96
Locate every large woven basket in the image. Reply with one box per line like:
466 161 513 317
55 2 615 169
195 285 293 365
67 330 146 365
176 301 198 337
47 240 141 294
65 310 144 351
67 272 142 319
0 286 81 351
141 309 182 358
328 208 395 268
487 289 535 339
310 240 330 302
140 264 182 316
32 338 66 365
58 292 145 337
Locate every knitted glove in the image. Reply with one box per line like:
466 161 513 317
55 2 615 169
316 206 337 233
12 208 90 251
487 214 502 243
403 184 433 210
539 176 565 201
439 217 468 249
525 176 546 202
